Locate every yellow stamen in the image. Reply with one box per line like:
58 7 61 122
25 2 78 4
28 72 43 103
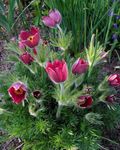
14 87 24 95
28 36 34 42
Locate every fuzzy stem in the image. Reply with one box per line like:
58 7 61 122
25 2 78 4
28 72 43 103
56 103 63 119
35 58 44 68
56 83 64 118
57 24 63 34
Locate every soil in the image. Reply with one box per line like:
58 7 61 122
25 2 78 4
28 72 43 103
0 41 13 72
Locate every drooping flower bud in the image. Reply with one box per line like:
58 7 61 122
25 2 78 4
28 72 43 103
42 9 62 28
108 74 120 87
20 52 34 65
72 58 89 75
77 95 93 108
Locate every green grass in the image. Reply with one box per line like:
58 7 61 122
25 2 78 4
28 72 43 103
45 0 117 54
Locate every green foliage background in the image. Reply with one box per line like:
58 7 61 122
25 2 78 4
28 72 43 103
0 59 120 149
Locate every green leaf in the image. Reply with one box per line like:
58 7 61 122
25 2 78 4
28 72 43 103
0 108 12 115
8 0 17 27
85 112 104 125
0 13 10 32
0 0 5 14
8 55 19 62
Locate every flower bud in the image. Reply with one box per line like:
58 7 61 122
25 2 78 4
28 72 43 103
20 52 34 65
77 95 93 108
72 58 88 75
108 74 120 87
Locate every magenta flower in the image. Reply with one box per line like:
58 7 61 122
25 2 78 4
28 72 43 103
108 74 120 87
8 82 27 104
42 9 62 28
45 60 68 84
72 58 89 75
77 95 93 108
105 95 115 103
19 26 40 48
20 52 34 65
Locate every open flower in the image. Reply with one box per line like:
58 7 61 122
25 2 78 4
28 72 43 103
42 9 62 28
108 74 120 87
45 60 68 84
19 26 40 48
72 58 88 75
8 82 27 104
20 52 34 65
77 95 93 108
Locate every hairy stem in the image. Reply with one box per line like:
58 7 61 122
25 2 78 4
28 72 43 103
56 103 63 119
56 83 64 118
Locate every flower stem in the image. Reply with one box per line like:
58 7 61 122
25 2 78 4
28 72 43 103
56 103 63 119
57 24 63 34
56 83 64 118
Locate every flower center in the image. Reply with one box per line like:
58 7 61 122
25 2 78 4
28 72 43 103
28 36 34 42
15 87 24 95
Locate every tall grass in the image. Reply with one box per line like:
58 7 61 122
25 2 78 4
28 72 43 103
45 0 116 54
0 0 27 38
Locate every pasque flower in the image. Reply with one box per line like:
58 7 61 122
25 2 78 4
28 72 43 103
19 26 40 48
106 95 115 103
45 60 68 84
20 52 34 65
77 95 93 108
8 82 27 104
108 74 120 86
33 90 42 99
72 58 89 75
42 9 62 28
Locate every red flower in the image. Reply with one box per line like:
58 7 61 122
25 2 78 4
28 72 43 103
19 26 40 48
72 58 89 75
108 74 120 87
77 95 93 108
19 52 34 65
42 9 62 28
8 82 27 104
45 60 68 84
105 95 115 103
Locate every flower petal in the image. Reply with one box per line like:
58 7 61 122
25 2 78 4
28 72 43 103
19 31 30 40
49 9 62 24
42 16 56 28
